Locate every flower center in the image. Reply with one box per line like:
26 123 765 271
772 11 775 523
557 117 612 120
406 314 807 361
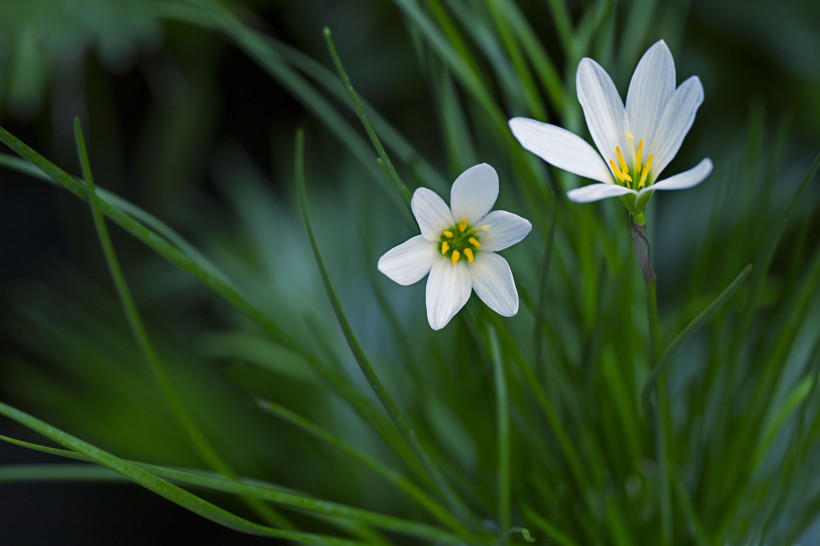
609 132 655 190
439 218 488 266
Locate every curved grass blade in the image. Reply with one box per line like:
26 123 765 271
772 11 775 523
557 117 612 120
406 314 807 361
492 526 535 546
641 264 754 422
2 124 438 506
0 401 364 546
0 433 469 544
486 0 545 119
522 506 576 546
0 125 306 354
731 153 819 358
294 130 476 528
261 37 446 190
496 0 565 112
0 152 235 290
73 119 291 529
257 399 471 536
324 28 412 205
389 0 506 138
153 0 410 211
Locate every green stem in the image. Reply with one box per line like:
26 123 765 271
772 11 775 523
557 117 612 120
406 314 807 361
642 241 671 546
646 281 660 365
488 325 511 532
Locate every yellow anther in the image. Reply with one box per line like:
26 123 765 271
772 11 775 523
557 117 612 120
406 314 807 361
443 230 453 238
480 225 490 232
635 139 644 175
451 250 460 266
464 248 474 263
625 132 635 142
441 241 450 255
609 159 627 183
458 219 467 232
616 146 631 181
638 154 654 188
468 237 481 248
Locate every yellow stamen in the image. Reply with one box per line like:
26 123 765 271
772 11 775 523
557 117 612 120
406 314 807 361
451 250 460 266
625 132 638 169
609 159 627 183
458 219 467 232
441 241 449 255
480 225 490 232
468 237 481 248
635 139 644 176
638 154 654 188
464 248 474 263
443 230 453 238
616 146 632 182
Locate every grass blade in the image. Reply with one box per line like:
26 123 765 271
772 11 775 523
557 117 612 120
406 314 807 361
294 129 476 528
73 118 292 529
488 325 511 532
0 434 469 544
0 402 364 546
257 399 471 536
641 264 754 421
324 27 413 205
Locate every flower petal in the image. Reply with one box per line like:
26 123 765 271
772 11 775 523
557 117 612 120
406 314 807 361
477 210 532 252
626 40 676 147
567 183 636 203
638 158 712 197
411 187 454 241
450 163 499 225
377 235 437 286
651 76 704 177
470 252 518 317
576 57 627 163
426 257 472 330
508 118 612 183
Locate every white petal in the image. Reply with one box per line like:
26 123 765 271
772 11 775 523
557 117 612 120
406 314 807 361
567 183 636 203
576 58 627 163
651 76 704 177
626 40 676 147
377 235 437 286
477 210 532 252
449 163 499 225
411 187 454 241
470 252 518 317
637 158 712 196
426 257 472 330
508 118 612 183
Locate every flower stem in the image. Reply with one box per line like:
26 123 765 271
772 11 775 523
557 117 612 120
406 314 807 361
646 280 672 546
488 325 511 533
646 281 661 365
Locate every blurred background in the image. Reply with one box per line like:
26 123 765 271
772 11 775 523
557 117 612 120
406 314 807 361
1 0 818 543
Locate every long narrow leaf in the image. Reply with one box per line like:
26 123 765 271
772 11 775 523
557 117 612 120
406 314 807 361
0 401 363 546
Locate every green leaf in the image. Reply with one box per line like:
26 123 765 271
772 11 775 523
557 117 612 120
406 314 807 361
0 401 363 546
294 129 476 529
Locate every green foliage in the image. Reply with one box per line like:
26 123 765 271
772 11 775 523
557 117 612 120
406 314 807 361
1 0 819 544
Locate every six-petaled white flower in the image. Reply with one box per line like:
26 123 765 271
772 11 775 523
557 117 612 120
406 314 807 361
378 164 532 330
509 40 712 214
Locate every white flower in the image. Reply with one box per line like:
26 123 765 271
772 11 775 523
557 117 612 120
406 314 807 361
378 164 532 330
509 40 712 213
